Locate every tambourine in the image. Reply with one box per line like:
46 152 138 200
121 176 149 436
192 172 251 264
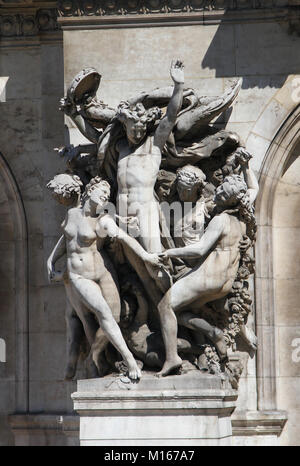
67 68 101 104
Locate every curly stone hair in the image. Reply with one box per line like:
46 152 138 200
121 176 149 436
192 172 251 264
221 174 257 242
176 164 206 188
116 101 162 127
47 173 83 205
83 176 111 200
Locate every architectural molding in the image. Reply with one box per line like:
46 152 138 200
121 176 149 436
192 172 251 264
254 102 300 411
232 410 287 437
1 1 299 35
57 1 292 18
0 152 28 412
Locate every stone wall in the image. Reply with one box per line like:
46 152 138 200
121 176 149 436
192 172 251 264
0 41 74 445
0 2 300 445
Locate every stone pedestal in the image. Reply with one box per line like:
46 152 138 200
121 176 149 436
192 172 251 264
72 372 238 446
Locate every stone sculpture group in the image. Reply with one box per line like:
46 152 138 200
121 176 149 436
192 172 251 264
47 60 258 386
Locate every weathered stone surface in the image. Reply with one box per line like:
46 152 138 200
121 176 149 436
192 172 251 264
73 372 237 445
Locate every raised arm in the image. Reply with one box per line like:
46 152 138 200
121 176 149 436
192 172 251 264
235 147 259 205
154 60 184 151
242 162 259 205
162 214 226 260
59 97 101 144
69 114 101 145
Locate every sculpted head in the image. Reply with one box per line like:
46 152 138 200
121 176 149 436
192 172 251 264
47 173 83 206
214 174 247 208
211 130 240 152
83 176 111 209
117 101 162 145
176 165 206 202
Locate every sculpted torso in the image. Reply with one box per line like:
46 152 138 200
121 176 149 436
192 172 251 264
174 200 206 249
117 136 161 204
116 136 162 252
63 208 106 281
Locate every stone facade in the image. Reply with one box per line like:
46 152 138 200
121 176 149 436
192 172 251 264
0 0 300 445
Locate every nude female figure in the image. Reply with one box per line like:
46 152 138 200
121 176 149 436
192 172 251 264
47 176 160 380
156 172 258 376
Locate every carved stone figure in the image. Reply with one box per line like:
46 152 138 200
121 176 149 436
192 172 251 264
156 174 257 376
47 59 258 386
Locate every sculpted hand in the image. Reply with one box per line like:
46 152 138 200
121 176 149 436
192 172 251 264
170 59 184 85
144 253 160 267
59 97 78 117
54 144 80 161
47 259 65 283
235 147 252 166
47 259 55 283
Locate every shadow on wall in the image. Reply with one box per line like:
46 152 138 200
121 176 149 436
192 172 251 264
201 11 300 90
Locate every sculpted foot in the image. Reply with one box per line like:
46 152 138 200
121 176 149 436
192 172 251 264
127 359 142 380
210 328 228 361
156 356 182 377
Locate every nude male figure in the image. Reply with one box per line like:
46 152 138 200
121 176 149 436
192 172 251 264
115 59 184 254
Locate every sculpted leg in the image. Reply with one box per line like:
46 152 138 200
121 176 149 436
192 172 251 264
70 277 141 380
65 302 85 380
156 290 182 377
91 327 109 376
178 311 227 361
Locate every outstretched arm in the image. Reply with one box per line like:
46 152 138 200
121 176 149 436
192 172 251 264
154 60 184 151
97 215 160 267
162 214 225 260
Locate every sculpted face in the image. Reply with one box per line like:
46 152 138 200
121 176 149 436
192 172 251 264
88 182 110 209
124 119 147 145
177 179 199 202
176 166 206 202
215 180 239 207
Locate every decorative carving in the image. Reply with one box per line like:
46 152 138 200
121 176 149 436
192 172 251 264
47 59 259 388
56 0 290 16
0 9 58 37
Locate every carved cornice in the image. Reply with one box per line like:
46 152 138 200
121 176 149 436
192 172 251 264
1 1 299 37
57 1 293 17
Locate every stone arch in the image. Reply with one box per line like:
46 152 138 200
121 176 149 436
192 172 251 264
254 103 300 411
0 152 28 412
246 75 299 175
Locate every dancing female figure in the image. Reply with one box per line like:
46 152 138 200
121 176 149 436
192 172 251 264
157 173 257 376
47 176 160 380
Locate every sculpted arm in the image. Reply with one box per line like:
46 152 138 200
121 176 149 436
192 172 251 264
164 215 226 259
69 114 101 145
242 163 259 205
98 215 158 265
235 148 259 205
47 235 67 281
154 60 184 151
